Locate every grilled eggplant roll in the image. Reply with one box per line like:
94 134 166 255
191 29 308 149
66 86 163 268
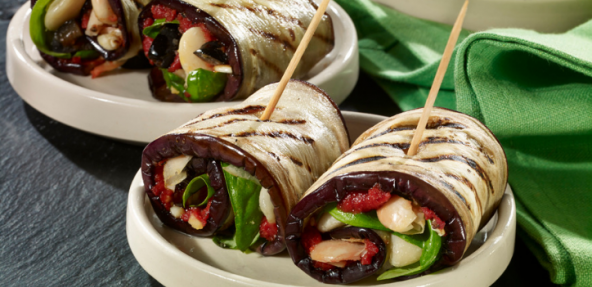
141 80 348 255
30 0 144 77
139 0 334 103
285 108 508 283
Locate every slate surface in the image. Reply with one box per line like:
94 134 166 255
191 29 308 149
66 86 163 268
0 1 556 286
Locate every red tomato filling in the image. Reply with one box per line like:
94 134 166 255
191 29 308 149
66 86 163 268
181 199 212 227
302 224 323 254
167 53 182 72
304 183 446 269
337 183 391 214
421 207 446 230
151 4 177 21
361 239 379 265
151 161 212 226
259 216 278 241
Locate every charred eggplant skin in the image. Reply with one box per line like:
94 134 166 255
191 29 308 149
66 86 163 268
141 134 286 254
139 0 242 102
285 171 465 284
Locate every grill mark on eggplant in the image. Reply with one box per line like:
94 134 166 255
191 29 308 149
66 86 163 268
311 33 333 45
184 105 266 126
249 28 296 51
445 173 482 214
367 127 415 140
368 120 467 140
438 179 468 209
210 3 303 27
268 151 281 162
417 155 494 193
348 136 466 155
288 28 295 41
329 156 387 176
420 136 469 146
250 49 283 75
349 142 410 155
189 117 307 130
225 131 315 144
289 156 303 166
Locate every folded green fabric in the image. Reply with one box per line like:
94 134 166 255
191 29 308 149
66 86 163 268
335 0 592 286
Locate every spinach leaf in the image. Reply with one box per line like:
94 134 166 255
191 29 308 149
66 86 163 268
182 174 215 208
377 221 442 280
222 166 263 252
213 232 263 254
29 0 71 58
142 18 180 39
161 69 188 100
186 68 227 102
325 203 424 247
73 50 100 59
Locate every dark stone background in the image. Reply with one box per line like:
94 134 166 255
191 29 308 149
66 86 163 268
0 1 557 286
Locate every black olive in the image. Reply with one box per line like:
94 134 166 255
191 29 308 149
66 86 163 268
194 41 228 65
148 24 181 68
49 20 83 53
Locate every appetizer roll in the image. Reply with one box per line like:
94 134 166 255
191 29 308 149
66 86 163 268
139 0 334 102
141 80 349 255
30 0 144 77
285 108 508 283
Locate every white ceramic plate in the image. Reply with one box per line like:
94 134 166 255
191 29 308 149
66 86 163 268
6 2 358 144
126 111 516 287
373 0 592 33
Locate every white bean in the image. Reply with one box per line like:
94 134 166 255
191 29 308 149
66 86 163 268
317 212 345 233
44 0 86 31
97 28 123 51
259 188 276 223
310 240 366 264
178 27 210 76
170 206 185 218
163 154 192 191
376 195 417 233
85 10 103 36
388 234 422 267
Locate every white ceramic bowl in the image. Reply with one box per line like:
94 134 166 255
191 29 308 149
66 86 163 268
126 111 516 287
6 2 358 144
374 0 592 33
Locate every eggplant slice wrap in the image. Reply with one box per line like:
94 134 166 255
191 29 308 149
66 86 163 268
30 0 144 76
141 80 349 255
285 108 508 284
139 0 334 102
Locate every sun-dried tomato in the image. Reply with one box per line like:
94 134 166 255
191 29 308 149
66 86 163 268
151 4 177 21
181 198 212 225
422 207 446 230
260 217 278 241
361 239 379 265
143 18 154 29
337 183 391 214
302 225 322 254
167 53 182 72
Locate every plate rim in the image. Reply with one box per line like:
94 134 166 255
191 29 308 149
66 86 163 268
126 111 516 287
6 2 358 144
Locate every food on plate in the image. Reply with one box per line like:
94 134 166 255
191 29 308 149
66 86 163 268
285 108 508 283
141 80 348 255
138 0 334 103
29 0 145 77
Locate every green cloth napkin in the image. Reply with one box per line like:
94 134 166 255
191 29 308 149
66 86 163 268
335 0 592 286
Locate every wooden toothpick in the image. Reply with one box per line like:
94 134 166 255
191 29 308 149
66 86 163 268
260 0 332 121
407 0 469 156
